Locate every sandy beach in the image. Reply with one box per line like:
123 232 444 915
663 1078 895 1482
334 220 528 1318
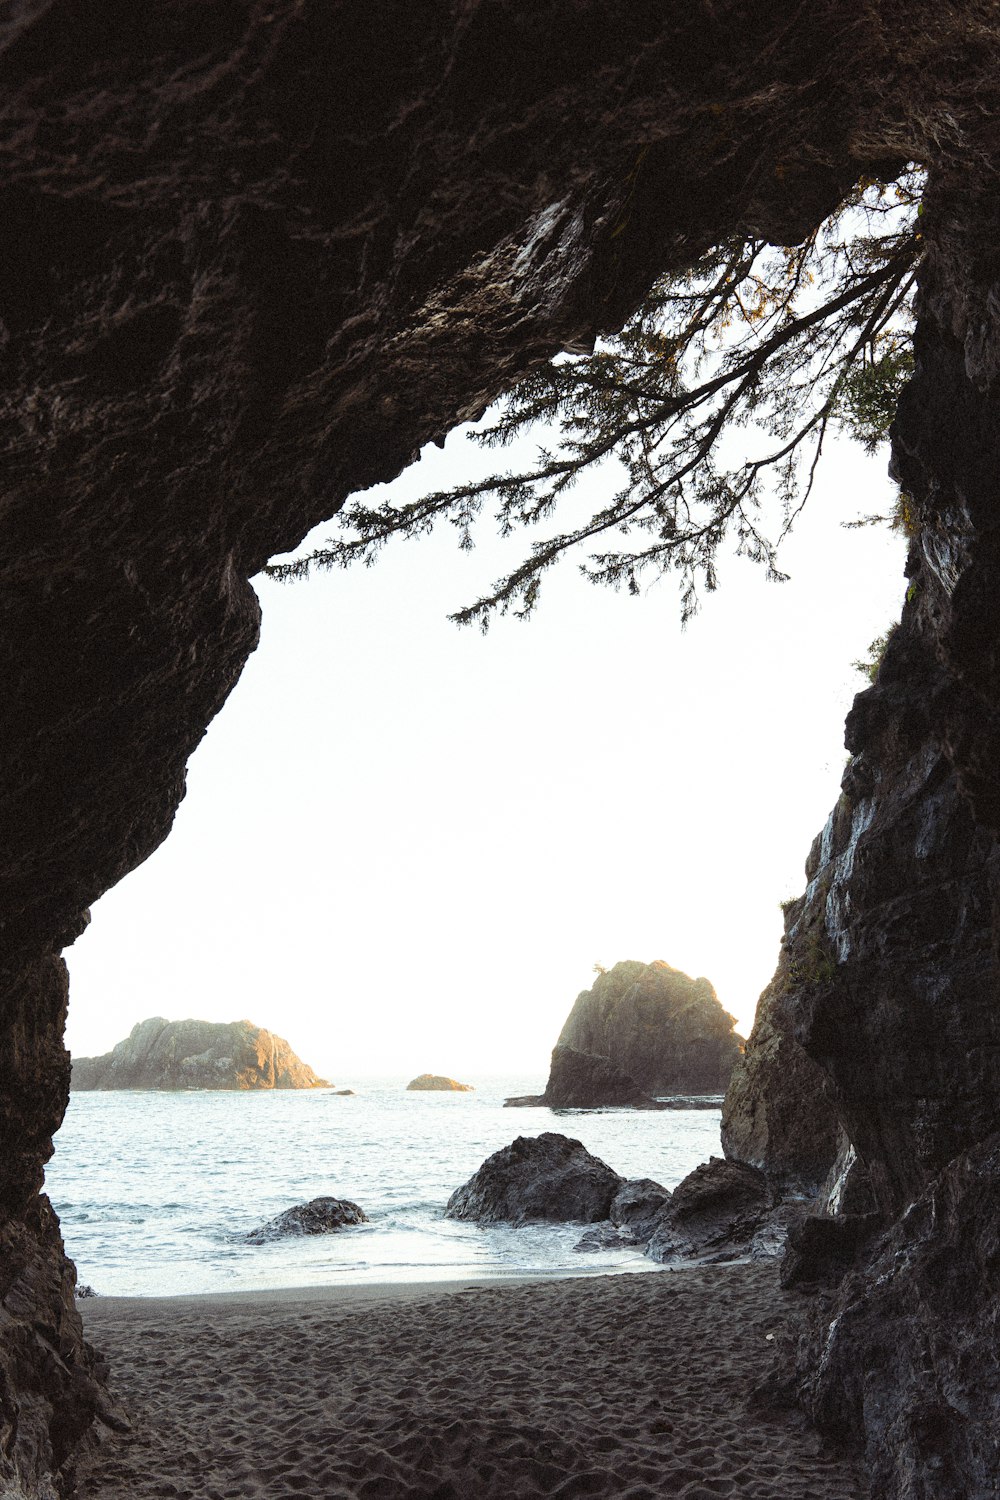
77 1264 864 1499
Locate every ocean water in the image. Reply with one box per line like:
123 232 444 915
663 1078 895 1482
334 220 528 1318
45 1077 722 1297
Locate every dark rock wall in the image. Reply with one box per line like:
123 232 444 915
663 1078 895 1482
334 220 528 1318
1 2 999 1494
761 160 1000 1495
721 972 842 1197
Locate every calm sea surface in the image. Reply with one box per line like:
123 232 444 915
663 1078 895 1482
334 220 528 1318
45 1077 722 1297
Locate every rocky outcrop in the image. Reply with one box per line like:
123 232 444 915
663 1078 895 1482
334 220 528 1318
713 137 1000 1489
797 1134 1000 1499
558 962 743 1096
644 1157 770 1265
721 981 843 1198
71 1019 327 1091
445 1134 623 1226
406 1075 474 1092
506 1045 663 1109
245 1197 367 1243
571 1158 798 1265
2 3 1000 1494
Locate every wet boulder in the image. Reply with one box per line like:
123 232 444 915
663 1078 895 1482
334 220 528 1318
246 1197 368 1243
446 1133 623 1226
574 1178 673 1253
610 1178 672 1237
645 1157 769 1263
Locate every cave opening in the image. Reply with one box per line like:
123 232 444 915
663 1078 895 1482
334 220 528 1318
53 411 905 1299
4 4 1000 1495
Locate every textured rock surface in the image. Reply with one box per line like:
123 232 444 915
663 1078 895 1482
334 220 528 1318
445 1134 623 1226
531 1044 663 1109
245 1197 367 1244
779 1213 882 1293
721 974 842 1197
1 3 1000 1495
610 1179 672 1236
558 961 744 1096
739 96 1000 1493
571 1177 673 1253
799 1135 1000 1499
405 1074 474 1092
644 1157 769 1265
71 1018 327 1091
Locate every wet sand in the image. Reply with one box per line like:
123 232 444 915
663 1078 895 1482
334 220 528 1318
78 1264 864 1499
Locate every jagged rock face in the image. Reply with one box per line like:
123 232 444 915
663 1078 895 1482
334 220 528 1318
445 1133 623 1226
573 1177 672 1252
1 3 999 1495
767 160 1000 1494
721 975 842 1197
71 1017 327 1091
800 1135 1000 1500
769 156 1000 1220
559 961 743 1095
609 1179 672 1236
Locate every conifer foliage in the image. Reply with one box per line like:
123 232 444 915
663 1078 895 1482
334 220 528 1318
268 173 922 625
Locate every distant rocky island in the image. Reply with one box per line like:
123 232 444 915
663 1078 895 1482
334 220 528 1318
508 960 744 1108
406 1073 474 1092
71 1018 328 1091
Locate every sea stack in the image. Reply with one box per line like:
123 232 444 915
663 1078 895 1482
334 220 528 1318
555 961 743 1097
71 1018 328 1091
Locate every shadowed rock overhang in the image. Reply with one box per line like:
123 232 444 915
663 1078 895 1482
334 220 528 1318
2 4 1000 1496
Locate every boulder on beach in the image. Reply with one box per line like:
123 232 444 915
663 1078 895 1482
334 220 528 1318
245 1197 368 1244
446 1133 623 1225
406 1074 474 1092
71 1017 328 1091
574 1177 673 1253
610 1178 672 1237
644 1157 769 1264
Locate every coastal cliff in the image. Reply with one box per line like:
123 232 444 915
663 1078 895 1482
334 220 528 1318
557 961 743 1097
1 4 1000 1495
71 1018 327 1091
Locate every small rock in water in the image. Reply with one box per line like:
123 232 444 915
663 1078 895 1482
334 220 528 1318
75 1283 98 1298
246 1196 368 1243
406 1073 474 1091
573 1223 640 1253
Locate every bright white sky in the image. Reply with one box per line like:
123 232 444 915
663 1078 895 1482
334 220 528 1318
64 417 905 1085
